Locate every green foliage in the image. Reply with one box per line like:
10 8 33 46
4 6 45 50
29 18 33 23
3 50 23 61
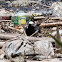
48 33 62 47
47 25 62 48
32 14 40 17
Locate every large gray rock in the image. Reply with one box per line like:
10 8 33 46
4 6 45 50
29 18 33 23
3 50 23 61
5 38 34 56
5 37 54 59
34 41 54 57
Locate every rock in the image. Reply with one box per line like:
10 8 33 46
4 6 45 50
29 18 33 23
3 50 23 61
5 38 34 56
51 2 62 17
5 37 54 59
34 41 54 59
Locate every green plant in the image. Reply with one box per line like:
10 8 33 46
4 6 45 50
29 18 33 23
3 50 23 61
48 33 62 47
46 25 62 48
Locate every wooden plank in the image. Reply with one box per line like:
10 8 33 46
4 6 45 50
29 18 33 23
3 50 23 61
40 22 62 27
0 20 11 22
27 58 62 62
8 26 23 33
34 16 45 19
0 33 18 40
50 17 62 20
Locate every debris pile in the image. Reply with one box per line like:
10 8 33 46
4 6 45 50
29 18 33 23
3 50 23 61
0 1 62 62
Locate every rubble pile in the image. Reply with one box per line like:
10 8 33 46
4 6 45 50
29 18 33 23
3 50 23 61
0 0 62 62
